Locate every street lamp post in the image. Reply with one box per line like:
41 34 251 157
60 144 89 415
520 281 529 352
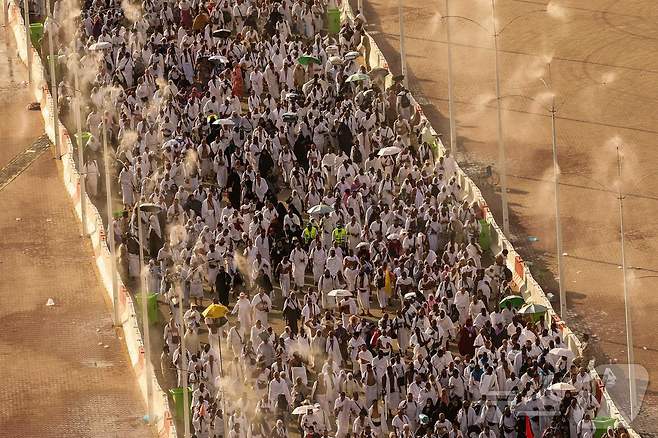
176 275 191 438
23 0 31 83
45 0 60 158
549 104 566 320
444 0 456 155
73 60 87 235
101 114 119 326
136 202 162 423
490 0 510 236
397 0 407 87
616 146 637 420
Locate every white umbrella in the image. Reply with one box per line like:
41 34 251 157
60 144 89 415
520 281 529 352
89 41 112 51
356 242 370 250
344 51 360 60
548 382 576 392
208 55 230 64
212 118 235 127
404 292 418 300
386 233 400 240
329 56 344 65
307 204 334 215
292 404 320 415
328 289 352 298
548 348 575 359
378 146 402 157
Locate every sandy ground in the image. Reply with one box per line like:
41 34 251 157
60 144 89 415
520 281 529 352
358 0 658 433
0 16 154 438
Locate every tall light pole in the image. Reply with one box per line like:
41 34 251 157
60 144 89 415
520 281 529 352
397 0 407 87
176 274 190 438
136 202 162 423
549 103 566 320
444 0 456 155
101 113 119 326
616 145 637 420
490 0 510 236
73 58 87 235
22 0 31 83
45 0 61 158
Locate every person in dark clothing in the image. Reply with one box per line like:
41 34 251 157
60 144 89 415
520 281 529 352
336 121 353 156
226 168 242 208
214 265 232 306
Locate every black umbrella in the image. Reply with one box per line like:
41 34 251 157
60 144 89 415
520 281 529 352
212 28 232 38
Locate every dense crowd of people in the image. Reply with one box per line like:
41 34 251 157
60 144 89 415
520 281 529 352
44 0 634 436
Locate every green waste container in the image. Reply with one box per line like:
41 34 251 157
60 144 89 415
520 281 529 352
169 387 192 420
29 23 44 47
136 293 159 324
327 8 341 34
478 219 492 251
593 416 616 438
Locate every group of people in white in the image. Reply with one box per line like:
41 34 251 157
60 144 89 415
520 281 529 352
45 0 630 436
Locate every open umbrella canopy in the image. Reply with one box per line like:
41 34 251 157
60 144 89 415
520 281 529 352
202 303 229 319
548 382 576 392
292 404 320 415
548 347 575 359
208 55 230 64
307 204 334 215
518 303 548 315
138 203 163 213
328 289 352 298
344 51 360 60
378 146 402 156
356 242 370 250
212 118 235 126
404 291 419 300
89 41 112 51
297 55 321 65
74 131 93 148
282 112 298 122
499 295 525 309
346 73 369 83
212 28 232 38
329 56 344 65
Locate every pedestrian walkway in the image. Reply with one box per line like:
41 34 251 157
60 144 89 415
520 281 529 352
0 13 153 438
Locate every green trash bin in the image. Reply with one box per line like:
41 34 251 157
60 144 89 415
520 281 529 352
169 387 192 420
136 293 159 324
478 219 492 252
29 23 44 48
327 8 341 34
593 416 616 438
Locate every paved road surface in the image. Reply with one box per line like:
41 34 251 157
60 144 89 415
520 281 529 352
0 16 153 438
360 0 658 433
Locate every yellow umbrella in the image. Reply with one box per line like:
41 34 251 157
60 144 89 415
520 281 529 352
202 303 229 319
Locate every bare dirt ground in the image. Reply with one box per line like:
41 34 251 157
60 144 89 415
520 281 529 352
0 17 153 438
359 0 658 433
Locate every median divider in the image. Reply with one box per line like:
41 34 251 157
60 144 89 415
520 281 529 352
6 1 176 436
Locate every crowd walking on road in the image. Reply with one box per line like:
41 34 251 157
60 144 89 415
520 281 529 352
39 0 635 436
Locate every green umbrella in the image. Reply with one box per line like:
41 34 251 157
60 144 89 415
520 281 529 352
518 303 548 315
113 209 126 218
346 73 369 83
499 295 525 309
74 132 93 148
297 55 321 66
